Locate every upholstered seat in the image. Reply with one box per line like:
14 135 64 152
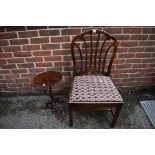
69 75 123 103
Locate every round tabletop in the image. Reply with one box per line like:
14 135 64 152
34 71 62 86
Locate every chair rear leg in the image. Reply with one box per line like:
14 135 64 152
69 107 73 127
111 105 122 128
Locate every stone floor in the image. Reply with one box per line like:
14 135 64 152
0 89 155 129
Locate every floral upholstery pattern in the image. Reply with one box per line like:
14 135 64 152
69 75 123 103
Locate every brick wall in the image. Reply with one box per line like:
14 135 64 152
0 26 155 94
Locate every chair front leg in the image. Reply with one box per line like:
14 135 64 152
69 105 73 127
111 105 122 128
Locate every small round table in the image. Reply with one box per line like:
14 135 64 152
34 71 62 110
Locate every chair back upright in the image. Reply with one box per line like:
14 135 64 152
71 29 118 76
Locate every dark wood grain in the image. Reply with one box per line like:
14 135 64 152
71 29 117 76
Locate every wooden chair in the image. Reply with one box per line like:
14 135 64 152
68 29 124 128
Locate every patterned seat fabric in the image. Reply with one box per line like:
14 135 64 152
69 76 123 103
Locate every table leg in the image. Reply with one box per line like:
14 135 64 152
41 85 55 109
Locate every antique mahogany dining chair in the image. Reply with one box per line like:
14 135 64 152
68 29 124 128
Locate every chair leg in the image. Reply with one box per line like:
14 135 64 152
69 107 73 127
111 105 122 128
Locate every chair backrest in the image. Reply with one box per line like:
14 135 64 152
71 29 118 76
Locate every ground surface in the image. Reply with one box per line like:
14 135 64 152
0 89 155 129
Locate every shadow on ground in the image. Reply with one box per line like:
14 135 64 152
0 89 155 129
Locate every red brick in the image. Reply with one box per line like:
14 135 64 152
122 69 138 73
30 37 49 44
118 53 135 58
5 26 25 32
142 27 155 34
0 53 12 58
7 58 25 63
111 73 128 78
141 59 155 63
0 70 11 74
0 79 14 83
135 53 151 58
23 45 40 51
44 56 62 61
120 41 138 47
62 43 71 49
61 29 81 35
113 59 125 64
21 74 34 78
138 68 153 73
126 81 142 86
27 26 47 30
29 68 45 73
46 67 62 72
8 83 23 87
148 35 155 40
111 69 123 74
141 81 153 86
17 63 34 68
128 73 144 78
115 34 130 40
53 50 70 55
0 83 7 87
103 28 122 34
10 39 29 45
50 36 70 42
14 52 31 57
117 47 128 53
3 46 21 52
123 27 142 34
120 78 137 83
1 64 16 69
144 47 155 52
0 59 7 64
116 64 132 69
3 87 20 91
0 32 18 39
130 35 148 40
33 51 51 56
26 57 43 62
49 26 69 28
15 78 30 83
4 74 20 79
63 66 73 71
126 59 141 63
23 82 34 87
54 61 71 67
42 44 60 50
132 64 148 68
148 64 155 67
18 31 38 38
61 72 71 76
39 30 60 36
0 40 9 46
11 69 27 74
139 41 155 46
36 62 53 67
63 55 72 61
128 47 144 52
146 73 155 77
